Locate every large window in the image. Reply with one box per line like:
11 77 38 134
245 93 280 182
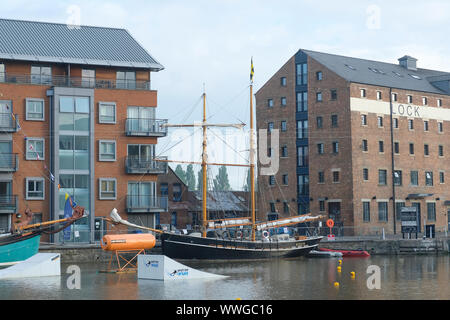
378 202 388 222
117 71 136 89
395 201 405 221
59 135 89 170
26 177 44 200
296 63 307 85
297 91 307 112
410 171 419 186
0 63 4 82
425 171 433 186
127 106 156 133
378 169 387 185
394 170 402 186
99 102 116 124
297 146 308 167
363 201 370 222
59 96 90 132
427 202 436 221
81 69 95 88
127 181 156 208
31 65 51 85
297 120 308 139
297 174 309 196
59 174 90 212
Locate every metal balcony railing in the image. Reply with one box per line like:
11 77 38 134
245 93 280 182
0 153 19 172
125 156 168 174
0 195 18 213
126 195 168 213
0 73 151 91
0 113 20 132
125 118 168 137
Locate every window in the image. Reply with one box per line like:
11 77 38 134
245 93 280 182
268 122 274 133
438 122 443 133
332 171 340 183
427 203 436 221
438 145 444 157
393 118 399 129
407 95 413 104
363 168 369 181
423 120 429 132
437 99 442 107
331 115 338 127
377 116 383 127
360 89 366 98
282 174 288 185
171 212 177 227
297 146 308 167
268 99 274 108
410 171 418 186
394 170 402 186
82 69 95 88
378 141 384 153
297 120 308 139
425 171 433 186
296 63 307 85
26 177 44 200
395 202 405 221
280 77 287 86
31 65 51 85
391 93 398 102
378 169 387 185
361 114 367 126
116 71 136 89
316 92 323 102
394 142 400 154
318 171 325 183
173 183 182 201
376 91 382 100
330 89 337 100
283 201 289 213
439 171 445 184
99 178 116 200
362 139 368 152
281 145 288 157
316 71 323 81
0 63 4 82
378 202 388 222
332 141 339 154
424 144 429 156
409 143 414 155
297 92 308 112
297 174 309 195
319 200 325 212
99 140 116 161
269 175 275 186
99 102 116 124
270 202 276 213
422 97 428 105
26 138 44 160
363 201 370 222
281 120 287 132
408 119 414 130
281 97 287 106
316 116 323 129
317 143 324 154
59 96 90 131
26 99 44 121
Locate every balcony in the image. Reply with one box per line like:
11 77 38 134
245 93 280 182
0 113 20 133
125 118 168 137
125 156 168 174
0 153 19 172
126 195 168 213
0 195 18 213
0 73 151 91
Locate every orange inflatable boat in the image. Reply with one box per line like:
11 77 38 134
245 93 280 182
101 233 156 251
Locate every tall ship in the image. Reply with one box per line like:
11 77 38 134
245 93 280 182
158 60 324 259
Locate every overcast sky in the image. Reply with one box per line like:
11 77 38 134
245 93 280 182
3 0 450 189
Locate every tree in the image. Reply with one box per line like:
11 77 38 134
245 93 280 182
174 165 187 185
213 166 231 191
197 168 203 191
185 164 196 191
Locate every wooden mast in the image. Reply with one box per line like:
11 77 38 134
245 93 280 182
249 59 256 241
202 90 208 237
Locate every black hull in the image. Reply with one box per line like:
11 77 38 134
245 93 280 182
160 233 323 260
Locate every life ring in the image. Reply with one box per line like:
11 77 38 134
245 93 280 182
236 230 243 239
262 230 270 239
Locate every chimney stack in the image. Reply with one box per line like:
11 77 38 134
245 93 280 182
398 55 417 71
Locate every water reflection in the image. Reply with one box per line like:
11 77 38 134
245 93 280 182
0 256 448 300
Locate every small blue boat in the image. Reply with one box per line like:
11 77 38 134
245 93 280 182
0 233 41 266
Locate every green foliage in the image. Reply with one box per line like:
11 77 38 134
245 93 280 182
213 166 231 191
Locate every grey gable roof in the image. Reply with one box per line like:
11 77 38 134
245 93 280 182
301 49 450 95
0 18 164 70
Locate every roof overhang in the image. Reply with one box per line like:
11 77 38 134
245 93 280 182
406 193 434 199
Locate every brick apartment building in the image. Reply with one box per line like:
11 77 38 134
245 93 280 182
256 49 450 235
0 18 168 243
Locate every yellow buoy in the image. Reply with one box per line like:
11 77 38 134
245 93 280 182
334 282 339 288
338 259 342 265
337 266 342 272
350 271 356 278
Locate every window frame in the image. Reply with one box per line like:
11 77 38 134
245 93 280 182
25 177 45 200
98 101 117 124
99 140 117 162
25 98 45 121
25 138 45 160
99 178 117 200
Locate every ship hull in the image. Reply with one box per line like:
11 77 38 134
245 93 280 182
0 233 41 266
161 233 323 260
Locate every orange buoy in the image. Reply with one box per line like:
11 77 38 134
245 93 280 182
101 233 156 251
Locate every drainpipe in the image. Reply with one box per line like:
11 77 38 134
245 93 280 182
389 88 397 235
